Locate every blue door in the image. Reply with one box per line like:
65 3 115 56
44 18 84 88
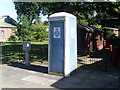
49 21 64 73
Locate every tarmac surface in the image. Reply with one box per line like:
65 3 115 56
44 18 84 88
0 62 119 89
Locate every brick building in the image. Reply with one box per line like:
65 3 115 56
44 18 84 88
0 15 16 42
77 26 104 52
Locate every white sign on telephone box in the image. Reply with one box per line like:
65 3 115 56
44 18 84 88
53 27 60 38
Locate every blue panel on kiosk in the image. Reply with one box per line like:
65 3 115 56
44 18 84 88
49 21 64 73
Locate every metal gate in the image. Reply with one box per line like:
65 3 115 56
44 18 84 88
77 49 110 71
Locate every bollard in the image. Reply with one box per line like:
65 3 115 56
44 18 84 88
103 40 106 49
25 51 30 66
23 41 31 66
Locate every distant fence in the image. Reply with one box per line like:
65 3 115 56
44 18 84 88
1 42 119 72
30 44 48 62
1 42 48 64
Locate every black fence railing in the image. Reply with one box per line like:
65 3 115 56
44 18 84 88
77 49 112 71
1 45 23 64
1 43 48 64
30 44 48 63
1 42 119 72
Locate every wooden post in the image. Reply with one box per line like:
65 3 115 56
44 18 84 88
110 45 112 52
109 45 112 62
95 41 99 51
103 40 106 49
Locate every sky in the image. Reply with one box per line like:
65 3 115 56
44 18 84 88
0 0 48 22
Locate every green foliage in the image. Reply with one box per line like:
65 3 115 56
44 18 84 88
40 2 120 27
8 35 18 42
41 2 94 26
14 14 34 41
92 2 120 18
78 19 88 26
104 30 115 40
13 2 49 41
14 2 120 25
15 21 48 41
32 22 48 42
14 2 41 24
90 24 102 29
13 2 120 41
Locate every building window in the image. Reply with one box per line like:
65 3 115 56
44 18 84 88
0 30 4 39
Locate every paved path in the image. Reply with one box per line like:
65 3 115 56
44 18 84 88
1 63 119 88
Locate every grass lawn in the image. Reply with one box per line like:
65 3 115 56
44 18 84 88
3 41 48 46
31 41 48 45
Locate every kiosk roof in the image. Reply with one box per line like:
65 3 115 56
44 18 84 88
49 12 76 18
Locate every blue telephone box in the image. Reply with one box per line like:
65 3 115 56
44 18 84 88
48 12 77 76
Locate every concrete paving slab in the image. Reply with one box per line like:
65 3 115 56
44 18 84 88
21 75 50 84
2 79 30 88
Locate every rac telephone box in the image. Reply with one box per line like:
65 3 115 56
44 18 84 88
48 12 77 76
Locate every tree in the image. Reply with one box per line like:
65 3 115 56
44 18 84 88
40 2 120 25
14 2 40 41
14 2 41 25
40 2 94 26
14 2 120 25
93 2 120 18
15 14 34 41
104 29 115 40
13 2 120 41
15 14 48 41
31 21 48 42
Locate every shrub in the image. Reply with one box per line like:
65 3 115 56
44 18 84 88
32 22 48 42
8 35 18 42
